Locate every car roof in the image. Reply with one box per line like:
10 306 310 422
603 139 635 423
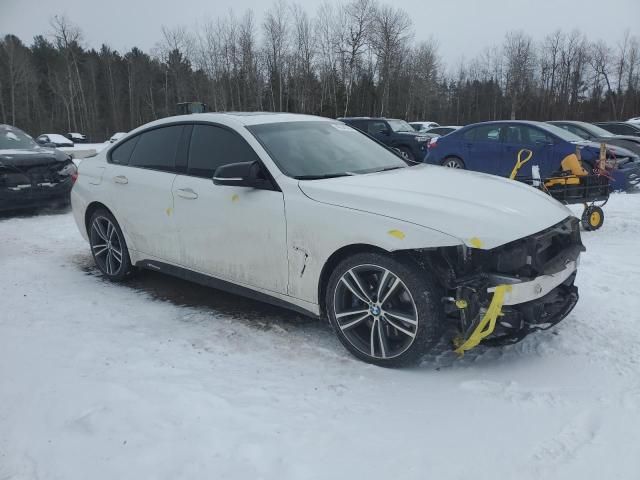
339 117 392 121
131 112 333 134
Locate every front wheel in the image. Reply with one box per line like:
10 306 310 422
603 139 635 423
397 146 416 162
89 209 134 281
325 252 444 367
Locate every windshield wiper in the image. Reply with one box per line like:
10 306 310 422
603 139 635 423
294 172 357 180
372 166 406 173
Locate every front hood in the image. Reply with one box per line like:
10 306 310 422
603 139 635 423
574 140 636 158
298 164 573 249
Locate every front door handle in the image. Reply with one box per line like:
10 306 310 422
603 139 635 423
176 188 198 200
113 175 128 184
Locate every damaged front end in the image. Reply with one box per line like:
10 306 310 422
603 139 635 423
419 216 584 353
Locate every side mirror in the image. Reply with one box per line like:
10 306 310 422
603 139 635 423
213 161 269 188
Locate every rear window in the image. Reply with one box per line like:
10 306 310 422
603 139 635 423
0 126 37 150
129 126 184 172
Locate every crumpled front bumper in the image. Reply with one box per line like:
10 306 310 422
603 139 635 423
488 259 577 306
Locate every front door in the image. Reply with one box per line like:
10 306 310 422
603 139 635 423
171 124 289 294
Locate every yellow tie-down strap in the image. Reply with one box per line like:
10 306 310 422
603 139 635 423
454 285 512 355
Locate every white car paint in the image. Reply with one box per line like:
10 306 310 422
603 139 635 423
71 112 575 317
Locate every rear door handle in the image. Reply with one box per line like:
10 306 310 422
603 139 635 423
176 188 198 200
113 175 128 184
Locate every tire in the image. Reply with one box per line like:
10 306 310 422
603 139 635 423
397 146 416 162
325 252 445 367
88 209 134 281
581 205 604 231
442 157 465 169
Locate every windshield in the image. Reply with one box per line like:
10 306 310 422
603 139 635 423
248 121 408 179
387 119 414 133
539 123 585 142
0 126 37 150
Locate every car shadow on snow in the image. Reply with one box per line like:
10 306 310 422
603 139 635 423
0 204 71 220
71 252 557 371
74 252 323 330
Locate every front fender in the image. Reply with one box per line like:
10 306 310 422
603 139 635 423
284 192 462 305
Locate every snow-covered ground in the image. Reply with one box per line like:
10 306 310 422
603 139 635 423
1 194 639 480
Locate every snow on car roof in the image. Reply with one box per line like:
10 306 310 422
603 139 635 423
42 133 72 143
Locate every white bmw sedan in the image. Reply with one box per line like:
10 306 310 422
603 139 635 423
71 112 584 366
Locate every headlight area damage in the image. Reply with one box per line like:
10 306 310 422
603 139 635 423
414 217 584 354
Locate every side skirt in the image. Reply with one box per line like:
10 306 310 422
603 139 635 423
135 259 320 319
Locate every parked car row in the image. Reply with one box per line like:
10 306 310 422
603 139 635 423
424 120 640 191
339 115 640 192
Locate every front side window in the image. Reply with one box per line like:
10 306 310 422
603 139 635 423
248 121 407 179
367 121 388 135
386 119 414 133
187 124 260 178
129 125 184 172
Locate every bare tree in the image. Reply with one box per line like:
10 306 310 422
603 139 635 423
503 31 535 119
370 4 412 115
263 0 289 112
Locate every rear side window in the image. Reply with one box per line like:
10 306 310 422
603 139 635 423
464 125 501 141
612 124 637 135
129 125 184 172
187 124 260 179
110 136 139 165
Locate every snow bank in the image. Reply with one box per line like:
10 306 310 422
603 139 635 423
1 194 639 479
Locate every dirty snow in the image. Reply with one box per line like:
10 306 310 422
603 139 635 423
1 194 639 479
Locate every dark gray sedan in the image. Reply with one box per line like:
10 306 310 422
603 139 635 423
548 120 640 156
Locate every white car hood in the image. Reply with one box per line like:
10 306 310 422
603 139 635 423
298 164 573 249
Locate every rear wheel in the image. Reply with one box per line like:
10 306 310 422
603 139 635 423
89 209 133 281
442 157 465 169
325 252 444 367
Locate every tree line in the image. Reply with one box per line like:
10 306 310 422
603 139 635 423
1 0 639 142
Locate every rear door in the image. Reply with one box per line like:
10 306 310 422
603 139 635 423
501 124 554 178
460 124 503 173
105 124 185 263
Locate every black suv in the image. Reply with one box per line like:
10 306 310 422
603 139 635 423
338 117 430 161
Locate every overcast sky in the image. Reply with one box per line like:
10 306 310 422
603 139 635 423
1 0 638 69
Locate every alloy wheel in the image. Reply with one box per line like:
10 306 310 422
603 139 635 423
333 264 419 359
90 216 124 276
443 158 462 168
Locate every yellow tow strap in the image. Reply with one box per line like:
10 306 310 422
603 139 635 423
509 149 533 180
454 285 512 355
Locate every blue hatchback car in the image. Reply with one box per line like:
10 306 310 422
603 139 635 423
424 120 640 191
